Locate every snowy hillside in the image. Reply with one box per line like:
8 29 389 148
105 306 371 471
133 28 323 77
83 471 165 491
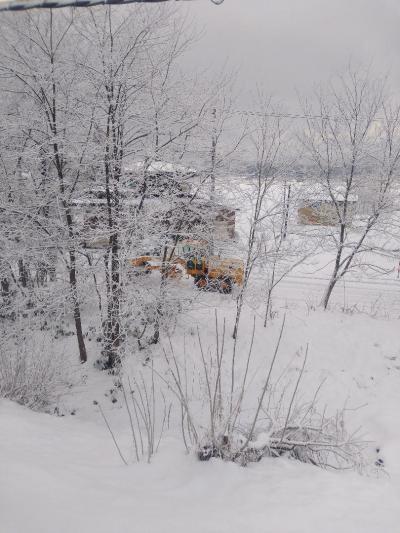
2 306 400 533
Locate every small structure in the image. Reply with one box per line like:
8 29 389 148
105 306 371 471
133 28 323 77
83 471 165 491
213 205 237 240
297 184 358 225
190 200 237 240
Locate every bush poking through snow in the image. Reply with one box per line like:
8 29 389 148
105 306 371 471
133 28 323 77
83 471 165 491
94 367 171 464
122 370 171 463
0 338 72 411
195 414 366 471
160 313 368 471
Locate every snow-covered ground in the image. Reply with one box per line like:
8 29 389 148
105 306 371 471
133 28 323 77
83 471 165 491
274 271 400 316
1 303 400 533
2 180 400 533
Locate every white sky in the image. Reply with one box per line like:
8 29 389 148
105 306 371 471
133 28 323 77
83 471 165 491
1 0 399 110
180 0 400 110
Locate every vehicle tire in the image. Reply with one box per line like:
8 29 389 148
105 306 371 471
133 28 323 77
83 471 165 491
195 275 208 290
219 277 232 294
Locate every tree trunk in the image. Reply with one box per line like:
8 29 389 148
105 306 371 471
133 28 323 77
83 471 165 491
322 275 338 310
264 287 273 327
232 291 243 340
102 154 122 369
322 223 345 309
209 107 217 256
1 277 10 307
18 259 29 288
68 249 87 364
103 234 121 369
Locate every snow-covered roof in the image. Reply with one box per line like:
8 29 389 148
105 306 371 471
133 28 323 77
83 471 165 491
125 161 197 176
296 183 358 203
70 198 140 207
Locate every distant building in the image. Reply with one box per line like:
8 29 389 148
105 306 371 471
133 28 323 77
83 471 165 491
198 202 236 240
70 161 237 247
123 160 197 198
297 184 358 225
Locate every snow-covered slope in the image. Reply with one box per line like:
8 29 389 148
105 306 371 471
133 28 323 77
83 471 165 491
1 308 400 533
1 397 399 533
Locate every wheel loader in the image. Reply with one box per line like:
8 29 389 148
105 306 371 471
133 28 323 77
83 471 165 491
128 256 184 278
185 255 244 293
128 239 244 293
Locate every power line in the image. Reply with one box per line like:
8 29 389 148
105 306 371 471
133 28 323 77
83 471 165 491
232 109 387 123
0 0 223 12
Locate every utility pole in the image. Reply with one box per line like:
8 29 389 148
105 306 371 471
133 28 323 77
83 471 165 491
210 107 217 201
282 181 291 240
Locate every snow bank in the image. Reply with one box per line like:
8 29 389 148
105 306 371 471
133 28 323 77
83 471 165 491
1 398 399 533
2 307 400 533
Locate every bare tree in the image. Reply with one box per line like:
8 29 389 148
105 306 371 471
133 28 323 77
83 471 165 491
232 97 291 340
260 184 316 326
78 6 215 367
300 67 400 308
0 10 95 362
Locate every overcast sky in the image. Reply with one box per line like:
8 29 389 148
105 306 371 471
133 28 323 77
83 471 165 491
179 0 400 110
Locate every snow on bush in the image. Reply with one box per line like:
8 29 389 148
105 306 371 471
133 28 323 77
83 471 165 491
158 315 368 471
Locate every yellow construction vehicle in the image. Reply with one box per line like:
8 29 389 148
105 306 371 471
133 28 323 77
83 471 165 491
129 255 154 270
128 256 184 278
128 240 244 293
185 256 244 293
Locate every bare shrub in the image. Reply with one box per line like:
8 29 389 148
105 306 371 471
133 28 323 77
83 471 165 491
94 365 171 465
0 337 72 411
160 312 368 471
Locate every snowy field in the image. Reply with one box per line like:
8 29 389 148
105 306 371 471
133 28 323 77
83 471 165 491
1 298 400 533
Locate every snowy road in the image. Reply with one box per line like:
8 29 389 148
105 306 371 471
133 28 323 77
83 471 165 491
274 273 400 316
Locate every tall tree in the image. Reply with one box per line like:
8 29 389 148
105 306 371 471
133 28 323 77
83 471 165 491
0 10 93 362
